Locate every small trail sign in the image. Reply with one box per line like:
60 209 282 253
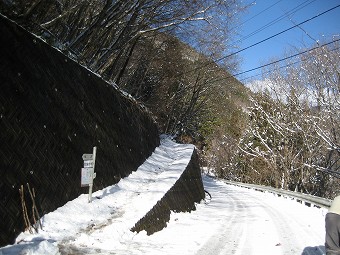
82 154 93 161
83 160 94 168
81 146 97 203
81 168 94 186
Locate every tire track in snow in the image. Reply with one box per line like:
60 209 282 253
247 192 326 255
195 184 252 255
195 180 325 255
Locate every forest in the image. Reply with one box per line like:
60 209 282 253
1 0 339 198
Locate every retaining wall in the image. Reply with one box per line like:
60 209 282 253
131 149 205 234
0 15 159 246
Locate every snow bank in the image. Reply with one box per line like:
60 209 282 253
0 136 201 254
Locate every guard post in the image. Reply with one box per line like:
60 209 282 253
81 146 97 203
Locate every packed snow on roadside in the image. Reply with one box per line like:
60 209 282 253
0 136 328 255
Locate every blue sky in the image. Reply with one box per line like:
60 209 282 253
236 0 340 83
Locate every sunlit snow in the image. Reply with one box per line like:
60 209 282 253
0 136 327 255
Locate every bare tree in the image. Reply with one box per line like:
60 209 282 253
1 0 245 82
1 0 251 176
235 39 340 198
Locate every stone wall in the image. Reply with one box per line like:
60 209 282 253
0 15 160 246
131 149 205 235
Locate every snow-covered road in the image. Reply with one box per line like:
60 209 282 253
196 177 326 255
0 176 328 255
0 138 328 255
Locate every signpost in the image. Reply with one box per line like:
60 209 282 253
81 146 97 203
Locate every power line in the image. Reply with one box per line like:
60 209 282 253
234 37 340 78
233 0 284 30
235 0 316 45
211 38 340 84
239 44 340 83
216 3 340 63
183 3 340 76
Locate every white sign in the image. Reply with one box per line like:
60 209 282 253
81 168 94 186
81 146 97 203
84 160 94 168
82 154 93 160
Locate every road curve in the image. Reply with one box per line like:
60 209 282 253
196 177 326 255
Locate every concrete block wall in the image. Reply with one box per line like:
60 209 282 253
131 149 205 235
0 15 160 246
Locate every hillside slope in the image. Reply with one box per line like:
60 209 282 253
0 14 160 246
